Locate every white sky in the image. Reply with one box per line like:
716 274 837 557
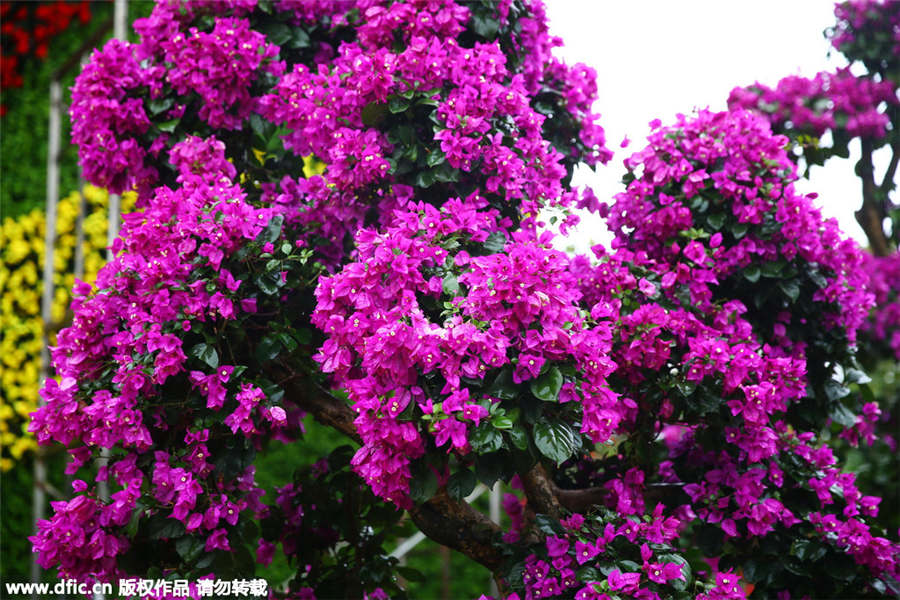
544 1 884 249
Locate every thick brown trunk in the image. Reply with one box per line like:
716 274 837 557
856 139 892 257
284 377 506 571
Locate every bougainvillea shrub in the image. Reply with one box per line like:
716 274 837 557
30 0 899 598
729 0 900 544
728 0 899 256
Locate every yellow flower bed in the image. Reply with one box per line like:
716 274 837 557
0 186 134 471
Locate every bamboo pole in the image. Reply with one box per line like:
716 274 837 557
32 78 62 598
489 483 501 597
106 0 128 257
95 6 127 598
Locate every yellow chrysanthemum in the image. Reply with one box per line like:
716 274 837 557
0 185 135 471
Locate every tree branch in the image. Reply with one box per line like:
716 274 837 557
555 486 608 513
286 379 361 443
282 376 505 571
407 489 504 572
881 141 899 196
520 463 564 520
856 139 892 256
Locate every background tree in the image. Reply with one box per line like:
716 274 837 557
728 0 900 536
26 1 900 599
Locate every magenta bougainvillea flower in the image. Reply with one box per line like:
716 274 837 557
29 0 900 598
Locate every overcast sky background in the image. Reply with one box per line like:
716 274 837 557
543 1 881 249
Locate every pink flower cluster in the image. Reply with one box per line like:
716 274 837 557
594 108 898 582
312 196 620 505
828 0 900 67
69 39 159 196
256 0 611 257
72 0 612 264
30 136 285 581
861 252 900 359
70 2 280 201
496 508 710 600
161 17 282 129
728 68 898 140
607 109 872 347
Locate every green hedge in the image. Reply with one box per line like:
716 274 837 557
0 2 160 218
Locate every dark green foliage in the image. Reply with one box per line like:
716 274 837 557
1 4 112 218
0 452 71 584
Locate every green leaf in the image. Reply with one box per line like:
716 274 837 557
276 332 298 353
447 468 477 501
761 260 785 278
288 28 310 49
829 403 857 428
395 124 415 146
808 268 828 289
256 272 282 295
195 552 216 570
416 96 440 108
409 462 438 503
530 367 563 402
189 343 219 369
471 13 499 38
255 335 281 363
485 368 518 401
491 415 513 430
157 118 180 133
148 516 185 540
533 514 564 536
432 162 458 183
469 424 503 453
778 280 800 302
732 223 749 239
425 149 445 167
147 97 174 116
388 96 410 113
706 212 726 230
576 567 600 582
125 503 144 538
259 22 291 46
361 102 387 127
265 131 284 154
176 536 205 563
258 214 284 244
213 439 257 480
474 451 510 487
415 170 435 188
844 368 871 385
532 420 579 465
743 265 761 283
248 113 271 139
442 273 460 296
859 386 878 418
507 425 529 450
483 231 507 253
791 539 827 562
825 379 851 402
